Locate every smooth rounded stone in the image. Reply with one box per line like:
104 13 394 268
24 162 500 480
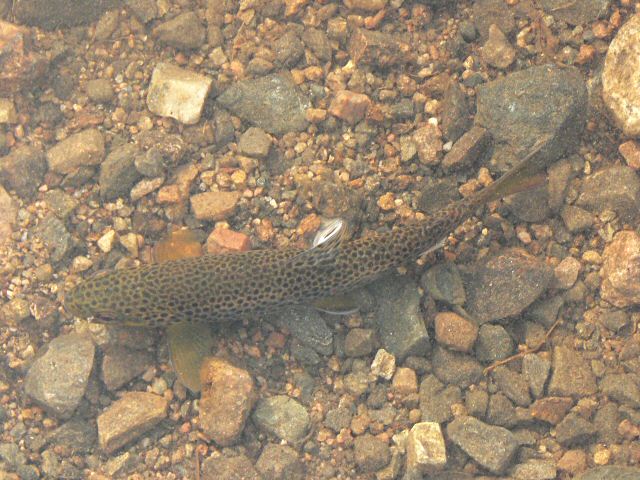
555 413 597 447
473 0 515 39
199 357 257 446
97 392 168 453
480 24 515 69
99 144 142 200
147 62 213 125
406 422 447 476
202 454 260 480
530 396 573 425
554 256 581 289
274 30 304 67
255 444 304 480
442 126 492 171
602 14 640 136
13 0 116 29
600 231 640 307
512 459 557 480
344 328 376 357
85 78 113 103
600 373 640 407
465 388 489 418
237 127 272 159
561 205 594 232
548 346 597 397
190 190 240 221
367 274 429 361
252 395 310 444
432 346 482 388
475 324 514 362
576 166 640 221
24 334 95 419
217 73 310 135
301 27 332 62
462 248 553 324
46 128 105 175
152 11 205 50
324 406 353 433
522 353 551 399
271 306 333 355
475 65 587 174
491 366 531 407
370 348 396 380
46 419 97 453
434 312 478 353
419 374 462 424
486 393 517 428
447 416 518 474
354 434 391 473
0 145 46 199
576 466 640 480
412 123 443 165
440 82 471 143
125 0 158 23
101 346 154 391
328 90 371 125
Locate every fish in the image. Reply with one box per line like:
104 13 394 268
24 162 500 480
64 140 550 328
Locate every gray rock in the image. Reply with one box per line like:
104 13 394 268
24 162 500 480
540 0 609 25
13 0 117 29
237 127 272 158
255 444 304 480
24 334 95 419
419 374 462 423
593 402 621 444
34 215 75 263
94 9 119 41
324 406 353 432
44 189 78 220
99 144 142 200
475 324 514 362
447 416 519 474
344 328 376 357
548 346 597 397
85 78 114 103
504 184 550 222
418 177 461 214
555 413 597 446
125 0 158 23
486 393 517 428
421 262 466 308
348 27 412 68
463 248 553 324
301 28 332 62
441 82 471 143
217 73 310 135
561 205 595 232
47 129 105 175
368 275 429 361
432 346 482 388
600 373 640 407
442 126 492 171
46 419 97 453
354 434 391 473
0 145 46 199
153 11 205 50
576 466 640 480
576 166 640 221
101 346 154 391
522 353 550 399
465 389 489 418
202 454 260 480
526 295 564 328
274 30 305 67
272 306 333 356
512 459 557 480
252 395 310 444
473 0 516 39
547 158 574 212
0 442 26 469
492 366 531 407
475 65 587 174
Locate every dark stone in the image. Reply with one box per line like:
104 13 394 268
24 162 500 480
555 413 597 446
46 419 97 453
324 407 353 433
473 0 516 39
432 345 482 388
272 306 333 356
354 434 391 473
125 0 158 23
301 28 333 61
153 11 206 50
600 373 640 407
274 30 305 67
486 393 517 428
442 126 492 171
13 0 118 29
34 216 75 263
539 0 610 25
419 374 462 423
418 177 460 215
441 82 471 143
548 346 597 397
491 366 532 407
255 444 304 480
576 166 640 221
0 145 46 199
99 144 142 200
202 454 260 480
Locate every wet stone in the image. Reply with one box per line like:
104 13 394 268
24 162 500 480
35 215 75 263
252 395 310 444
344 328 376 357
85 78 113 103
99 144 142 200
13 0 116 29
441 82 471 143
473 0 515 39
577 166 640 221
576 466 640 480
419 374 461 424
487 393 517 428
418 177 460 215
199 357 257 446
522 353 551 399
217 73 309 135
406 422 447 476
46 128 105 175
301 28 332 62
202 454 260 480
0 145 46 199
370 348 396 380
152 11 205 50
125 0 158 23
101 346 154 391
1 297 30 326
475 324 514 362
413 123 443 165
530 396 573 425
447 416 518 474
190 191 240 221
512 459 557 480
348 28 411 68
237 127 272 159
561 205 594 232
392 367 418 395
492 366 531 407
480 25 516 69
442 126 492 171
554 256 581 289
548 346 597 398
24 334 95 419
540 0 609 25
44 189 78 220
434 311 478 353
620 140 640 170
354 434 390 473
46 419 97 453
600 231 640 308
255 444 304 480
432 345 482 388
324 406 353 433
600 373 640 408
0 98 17 123
273 306 333 356
274 30 304 67
97 392 168 453
555 413 597 447
505 184 550 223
463 248 553 324
328 90 371 125
527 295 564 328
147 62 213 125
465 389 489 418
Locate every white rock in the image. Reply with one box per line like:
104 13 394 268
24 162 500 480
371 348 396 380
97 229 117 253
406 422 447 476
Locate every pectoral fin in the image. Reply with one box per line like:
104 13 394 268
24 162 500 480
167 322 215 393
311 292 361 315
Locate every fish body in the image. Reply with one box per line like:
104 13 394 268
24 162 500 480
64 142 547 327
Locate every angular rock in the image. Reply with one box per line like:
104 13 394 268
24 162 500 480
555 413 597 446
480 24 516 69
237 127 272 158
475 324 514 362
328 90 371 125
548 346 597 397
441 82 471 143
492 366 532 407
419 375 461 424
24 334 95 419
202 454 260 480
473 0 516 39
432 346 482 388
512 459 557 480
413 123 443 165
442 126 492 171
99 144 142 200
46 129 105 174
46 419 97 453
522 353 550 398
152 11 205 50
301 28 332 62
34 216 75 263
125 0 158 23
97 392 168 453
600 373 640 408
447 416 518 474
85 78 114 103
561 205 594 232
44 189 78 220
348 28 411 68
406 422 447 476
255 444 304 480
101 346 154 391
274 30 304 67
0 145 46 199
252 395 310 444
576 466 640 480
576 166 640 221
272 306 333 356
354 434 390 473
370 348 396 380
530 396 573 425
600 231 640 307
190 191 240 221
344 328 376 357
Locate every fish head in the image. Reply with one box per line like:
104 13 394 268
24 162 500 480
63 272 129 324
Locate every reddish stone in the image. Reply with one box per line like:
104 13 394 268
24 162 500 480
206 226 251 254
530 397 573 425
329 90 371 124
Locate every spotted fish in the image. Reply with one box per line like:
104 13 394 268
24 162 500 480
64 141 549 328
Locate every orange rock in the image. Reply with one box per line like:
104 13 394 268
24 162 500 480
154 228 203 262
328 90 372 124
206 226 251 254
530 396 573 424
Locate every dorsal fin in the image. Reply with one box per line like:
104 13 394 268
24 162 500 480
288 218 348 269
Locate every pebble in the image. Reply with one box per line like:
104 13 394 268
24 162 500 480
206 226 251 254
442 126 491 171
491 366 531 407
130 176 164 201
558 449 588 475
348 28 411 68
554 256 581 289
530 396 574 425
602 13 640 136
202 454 260 480
1 297 30 326
576 466 640 480
406 422 447 476
432 346 482 388
577 166 640 221
465 388 488 418
44 189 78 220
540 0 609 25
512 459 557 480
392 367 418 395
522 353 551 399
273 306 333 355
199 357 257 446
46 129 105 175
125 0 158 23
600 231 640 307
599 373 640 408
619 140 640 170
24 334 95 419
548 346 597 397
441 82 471 143
97 229 117 253
419 374 461 424
101 346 154 391
328 90 371 125
152 11 205 50
99 144 142 200
370 348 396 380
237 127 272 158
412 123 443 166
252 395 310 444
274 30 304 67
434 311 478 353
475 323 514 362
555 413 597 446
35 215 75 263
0 97 17 123
344 0 388 10
71 255 93 273
97 392 168 453
190 191 240 221
561 205 594 232
324 406 353 433
255 444 304 480
147 63 213 125
447 416 518 474
85 78 113 103
14 0 111 28
473 0 515 39
353 434 390 473
480 25 516 69
0 145 47 199
216 73 309 135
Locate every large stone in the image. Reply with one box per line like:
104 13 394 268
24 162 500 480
540 0 610 25
46 129 105 174
548 346 597 398
190 191 240 221
152 11 206 50
576 166 640 221
24 334 95 419
101 346 154 391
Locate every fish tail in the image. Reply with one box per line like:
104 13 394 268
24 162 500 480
469 137 550 206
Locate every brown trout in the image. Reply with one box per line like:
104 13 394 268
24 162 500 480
64 142 548 327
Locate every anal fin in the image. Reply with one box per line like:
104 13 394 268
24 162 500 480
167 322 215 393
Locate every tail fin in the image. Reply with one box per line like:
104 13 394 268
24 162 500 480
469 136 551 207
